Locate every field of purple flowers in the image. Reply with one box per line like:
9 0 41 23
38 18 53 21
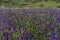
0 8 60 40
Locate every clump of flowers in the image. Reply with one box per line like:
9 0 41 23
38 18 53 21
0 8 60 40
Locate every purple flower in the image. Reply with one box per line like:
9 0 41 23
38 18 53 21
49 34 55 40
13 28 17 32
3 32 8 40
56 17 60 21
45 24 51 28
38 32 41 38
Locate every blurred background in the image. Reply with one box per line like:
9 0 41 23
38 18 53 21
0 0 60 8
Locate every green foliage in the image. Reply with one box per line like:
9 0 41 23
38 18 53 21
0 0 60 8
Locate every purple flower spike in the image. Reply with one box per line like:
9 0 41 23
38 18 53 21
3 32 8 40
56 17 60 21
13 28 17 32
50 34 55 40
45 24 51 28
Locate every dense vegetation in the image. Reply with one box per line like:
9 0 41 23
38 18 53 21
0 0 60 40
0 8 60 40
0 0 60 8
